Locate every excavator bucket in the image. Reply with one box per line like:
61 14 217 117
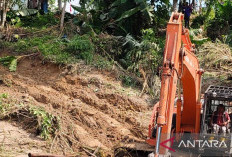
114 102 159 156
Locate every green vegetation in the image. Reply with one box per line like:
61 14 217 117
120 75 137 87
66 35 94 64
191 0 232 43
0 56 17 72
93 55 113 70
7 10 59 29
6 36 76 64
0 93 59 140
30 106 59 140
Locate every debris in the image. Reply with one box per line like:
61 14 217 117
0 56 151 156
198 41 232 71
28 153 66 157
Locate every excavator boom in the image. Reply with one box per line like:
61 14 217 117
146 12 204 156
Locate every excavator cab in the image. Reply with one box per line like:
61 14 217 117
198 85 232 155
201 85 232 134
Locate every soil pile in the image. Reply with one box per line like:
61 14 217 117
0 54 153 156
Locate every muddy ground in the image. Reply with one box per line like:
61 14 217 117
0 53 154 157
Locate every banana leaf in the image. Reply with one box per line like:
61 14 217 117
115 7 140 22
110 0 128 8
0 56 18 72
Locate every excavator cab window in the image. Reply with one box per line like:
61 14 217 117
201 85 232 134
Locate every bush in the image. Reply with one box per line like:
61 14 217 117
120 75 137 87
223 31 232 47
215 0 232 26
16 12 59 29
6 11 58 28
66 35 94 64
122 29 163 73
0 56 17 72
191 15 206 29
206 18 230 41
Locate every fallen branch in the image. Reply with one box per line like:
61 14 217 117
99 47 143 85
28 153 66 157
17 52 40 60
82 148 97 157
93 146 100 155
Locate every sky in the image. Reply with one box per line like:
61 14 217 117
57 0 80 14
13 0 80 13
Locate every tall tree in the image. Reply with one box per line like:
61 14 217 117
173 0 178 11
199 0 202 13
0 0 10 28
60 0 66 30
58 0 62 11
192 0 195 10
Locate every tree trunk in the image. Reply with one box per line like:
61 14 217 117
58 0 62 11
60 1 66 30
173 0 178 11
192 0 195 10
199 0 202 13
1 9 6 28
0 0 8 28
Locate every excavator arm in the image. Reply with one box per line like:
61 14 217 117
146 12 204 156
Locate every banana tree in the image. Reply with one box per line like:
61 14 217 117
72 0 154 36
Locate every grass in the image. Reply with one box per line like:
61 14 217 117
66 35 94 64
9 11 59 29
2 34 97 65
0 146 14 157
5 36 75 64
1 33 116 73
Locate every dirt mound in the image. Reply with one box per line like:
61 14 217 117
0 55 152 156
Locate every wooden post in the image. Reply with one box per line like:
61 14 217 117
60 1 67 30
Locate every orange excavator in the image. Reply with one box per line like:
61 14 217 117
146 12 204 156
145 12 232 157
29 12 232 157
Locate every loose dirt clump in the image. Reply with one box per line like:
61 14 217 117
0 55 153 156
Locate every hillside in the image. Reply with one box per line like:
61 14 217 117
0 52 154 156
0 0 232 156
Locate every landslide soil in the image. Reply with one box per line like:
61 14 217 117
0 53 153 157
